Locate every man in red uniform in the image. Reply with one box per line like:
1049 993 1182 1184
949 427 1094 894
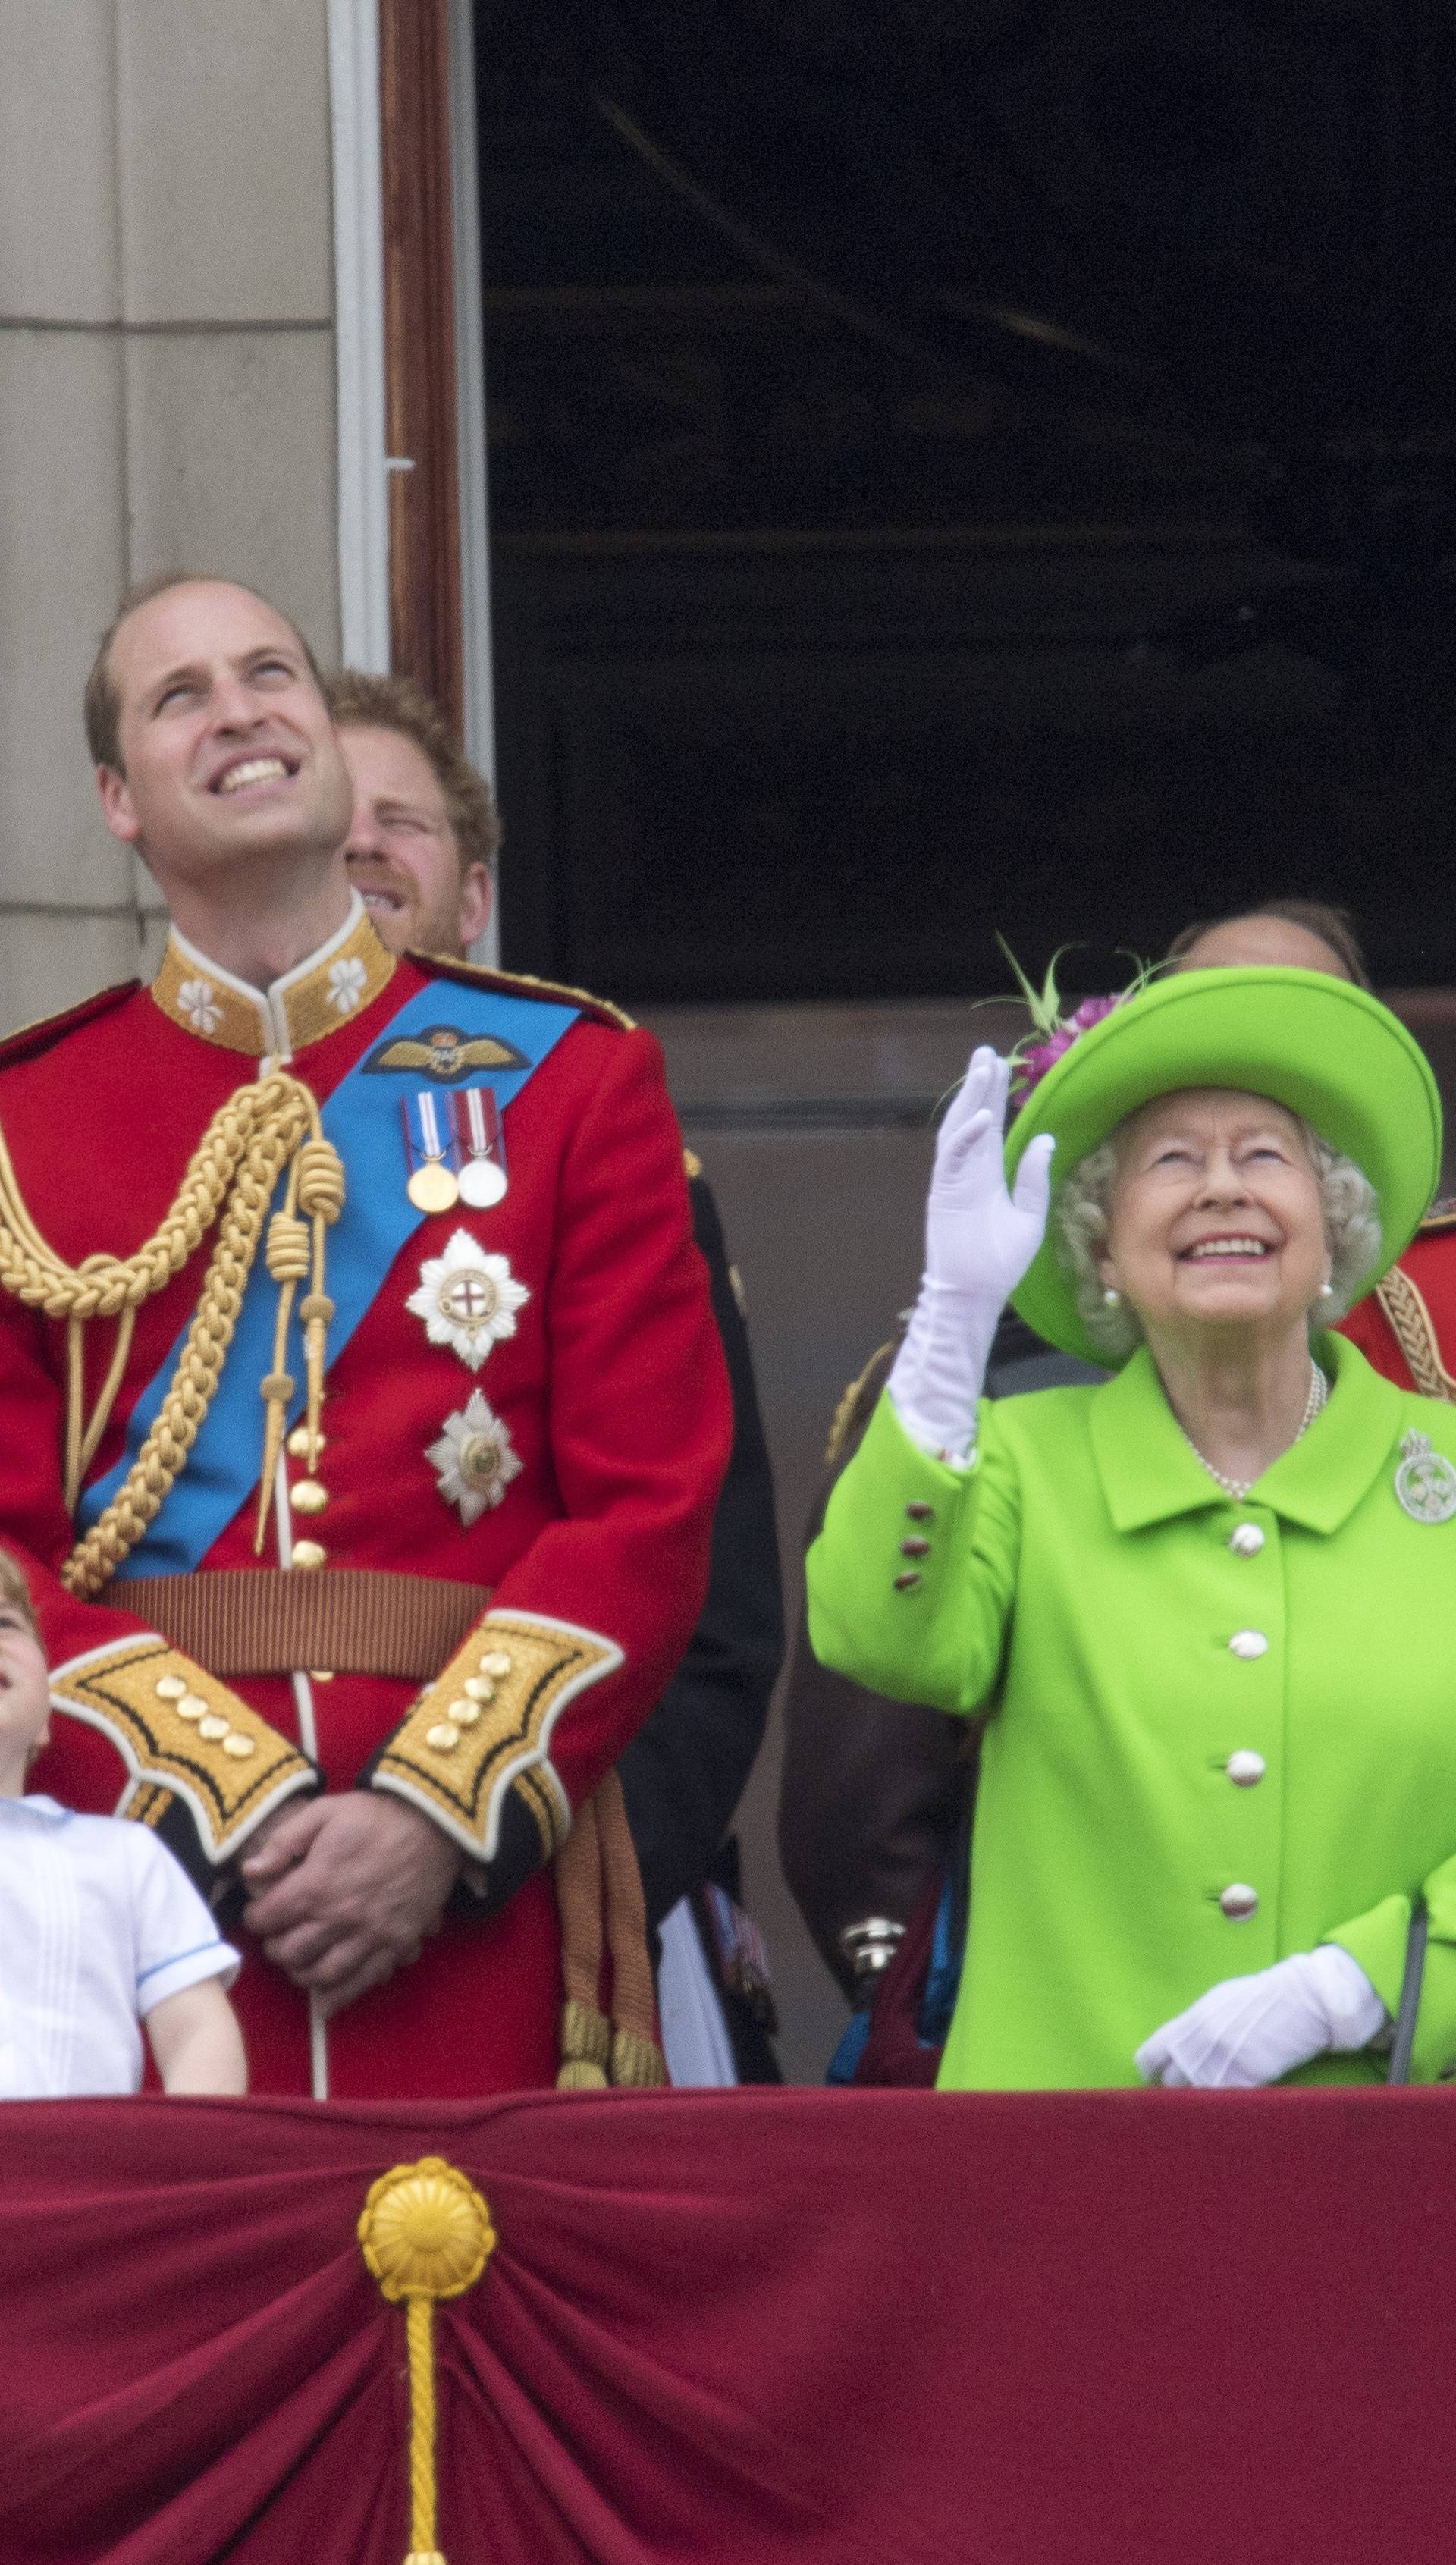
0 573 732 2100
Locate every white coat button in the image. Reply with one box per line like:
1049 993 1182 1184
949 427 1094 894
1226 1750 1266 1787
1228 1629 1268 1659
1228 1523 1264 1558
1220 1882 1259 1920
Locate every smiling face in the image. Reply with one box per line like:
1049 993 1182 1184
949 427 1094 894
339 723 493 957
94 581 353 890
1099 1088 1331 1345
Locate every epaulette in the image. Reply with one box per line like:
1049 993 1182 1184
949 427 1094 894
0 979 140 1074
408 950 636 1032
683 1147 704 1181
824 1339 898 1470
1418 1198 1456 1235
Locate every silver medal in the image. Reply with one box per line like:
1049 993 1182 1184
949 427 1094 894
1394 1430 1456 1524
452 1086 508 1209
458 1154 507 1210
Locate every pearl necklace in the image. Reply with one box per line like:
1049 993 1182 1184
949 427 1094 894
1181 1358 1329 1501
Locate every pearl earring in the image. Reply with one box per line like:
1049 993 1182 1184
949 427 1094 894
1319 1279 1335 1300
1103 1287 1121 1308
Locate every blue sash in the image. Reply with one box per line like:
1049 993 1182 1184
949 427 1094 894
79 980 579 1578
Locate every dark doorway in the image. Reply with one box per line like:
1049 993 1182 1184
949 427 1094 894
475 1 1456 1002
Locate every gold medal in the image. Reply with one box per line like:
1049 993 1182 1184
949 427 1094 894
407 1158 460 1215
403 1090 460 1215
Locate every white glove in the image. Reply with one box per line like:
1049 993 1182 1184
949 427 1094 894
886 1047 1056 1461
1136 1947 1388 2091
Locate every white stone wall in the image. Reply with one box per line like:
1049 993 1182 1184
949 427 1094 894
0 0 341 1030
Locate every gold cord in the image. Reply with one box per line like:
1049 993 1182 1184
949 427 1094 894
405 2297 442 2563
0 1073 344 1595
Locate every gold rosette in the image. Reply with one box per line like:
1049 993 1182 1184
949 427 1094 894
359 2158 495 2565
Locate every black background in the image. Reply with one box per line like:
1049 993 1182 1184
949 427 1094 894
476 0 1456 1000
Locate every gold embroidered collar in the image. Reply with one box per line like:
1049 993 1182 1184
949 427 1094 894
150 893 396 1060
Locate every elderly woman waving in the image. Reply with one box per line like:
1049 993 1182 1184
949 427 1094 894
807 968 1456 2089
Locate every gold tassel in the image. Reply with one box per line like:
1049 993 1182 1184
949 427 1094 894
557 1995 611 2090
359 2158 494 2565
610 2024 669 2089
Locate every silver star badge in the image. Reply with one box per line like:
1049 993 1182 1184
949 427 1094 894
406 1228 529 1372
427 1390 523 1526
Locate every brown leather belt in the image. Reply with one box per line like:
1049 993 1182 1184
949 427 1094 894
99 1569 493 1681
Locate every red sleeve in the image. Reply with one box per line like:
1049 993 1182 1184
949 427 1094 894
1338 1233 1456 1396
503 1024 736 1792
1337 1289 1414 1391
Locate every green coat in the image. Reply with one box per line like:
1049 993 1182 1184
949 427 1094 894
806 1333 1456 2089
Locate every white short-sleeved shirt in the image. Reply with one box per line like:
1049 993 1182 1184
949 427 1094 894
0 1794 240 2099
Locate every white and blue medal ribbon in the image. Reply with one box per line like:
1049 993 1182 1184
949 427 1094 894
403 1090 460 1213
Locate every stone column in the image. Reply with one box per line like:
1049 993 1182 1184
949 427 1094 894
0 0 341 1031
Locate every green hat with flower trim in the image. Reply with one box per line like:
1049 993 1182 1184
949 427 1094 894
1003 965 1442 1369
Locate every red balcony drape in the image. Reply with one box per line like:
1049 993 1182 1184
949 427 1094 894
2 2085 1452 2563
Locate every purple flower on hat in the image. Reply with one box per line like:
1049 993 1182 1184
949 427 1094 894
1009 993 1128 1106
996 939 1153 1113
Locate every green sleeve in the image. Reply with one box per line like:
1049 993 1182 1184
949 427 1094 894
1325 1854 1456 2083
805 1387 1019 1719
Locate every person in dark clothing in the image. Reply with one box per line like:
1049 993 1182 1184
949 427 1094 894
619 1165 786 2085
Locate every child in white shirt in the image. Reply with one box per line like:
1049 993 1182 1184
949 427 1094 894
0 1552 246 2098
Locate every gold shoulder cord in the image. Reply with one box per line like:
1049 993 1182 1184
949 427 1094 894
0 1071 344 1597
1373 1264 1456 1402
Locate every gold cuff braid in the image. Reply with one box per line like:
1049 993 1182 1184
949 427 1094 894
372 1609 623 1862
49 1634 315 1863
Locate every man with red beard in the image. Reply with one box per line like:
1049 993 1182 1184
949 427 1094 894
0 573 731 2100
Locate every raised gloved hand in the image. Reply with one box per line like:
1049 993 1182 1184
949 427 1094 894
1135 1946 1388 2091
887 1047 1056 1460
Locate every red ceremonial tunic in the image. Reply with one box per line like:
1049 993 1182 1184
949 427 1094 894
0 900 732 2100
1339 1205 1456 1396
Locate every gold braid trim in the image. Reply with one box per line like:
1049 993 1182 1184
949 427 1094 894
824 1339 898 1469
0 1071 344 1595
372 1609 622 1860
1373 1265 1456 1403
51 1634 315 1861
410 950 638 1031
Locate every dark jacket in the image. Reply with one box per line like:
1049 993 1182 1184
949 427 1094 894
618 1169 785 1931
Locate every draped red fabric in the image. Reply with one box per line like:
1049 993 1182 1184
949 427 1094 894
2 2086 1453 2564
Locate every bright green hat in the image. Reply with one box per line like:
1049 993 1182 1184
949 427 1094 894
1004 965 1442 1368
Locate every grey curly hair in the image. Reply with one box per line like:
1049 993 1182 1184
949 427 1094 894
1056 1116 1383 1359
